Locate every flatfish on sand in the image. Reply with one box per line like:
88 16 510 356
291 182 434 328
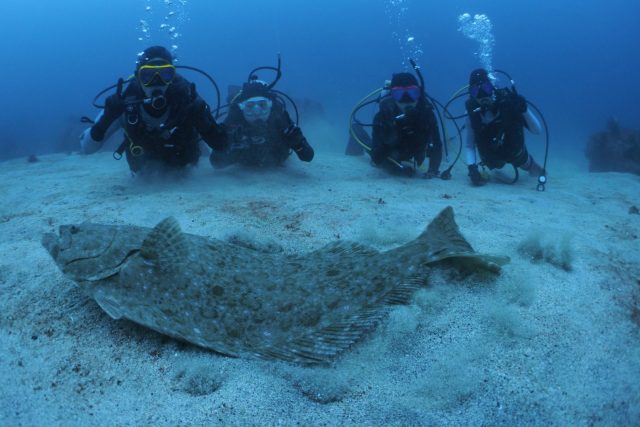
42 207 509 364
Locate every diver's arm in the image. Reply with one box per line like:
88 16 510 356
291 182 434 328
282 111 314 162
286 127 314 162
464 116 487 186
86 88 126 147
523 108 542 135
192 97 227 151
464 116 478 165
79 111 121 154
289 132 314 162
370 111 393 165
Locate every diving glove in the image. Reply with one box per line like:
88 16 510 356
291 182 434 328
468 164 487 186
512 94 527 113
284 125 314 161
422 170 439 179
399 164 415 177
283 125 303 141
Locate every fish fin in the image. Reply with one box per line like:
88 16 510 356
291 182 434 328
418 206 474 260
140 217 189 271
255 277 425 364
416 206 510 272
383 276 426 305
93 292 124 320
226 234 284 253
320 241 379 257
438 254 511 274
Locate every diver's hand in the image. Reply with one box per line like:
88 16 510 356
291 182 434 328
284 125 307 147
399 164 415 177
440 169 452 180
284 125 314 161
370 145 389 165
468 164 487 186
103 78 126 120
513 94 527 113
283 125 303 149
283 124 302 141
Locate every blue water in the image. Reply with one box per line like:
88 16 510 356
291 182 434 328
0 0 638 160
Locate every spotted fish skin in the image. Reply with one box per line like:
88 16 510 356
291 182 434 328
42 207 509 364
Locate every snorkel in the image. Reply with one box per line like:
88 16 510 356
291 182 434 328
409 59 426 99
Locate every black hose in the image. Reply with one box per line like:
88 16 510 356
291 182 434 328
493 69 515 91
430 97 464 179
91 78 134 109
352 98 382 127
272 90 299 126
175 65 221 118
409 59 426 97
248 54 282 90
496 67 550 189
409 58 460 177
524 100 550 191
506 164 520 184
248 66 279 81
443 91 471 120
91 66 222 118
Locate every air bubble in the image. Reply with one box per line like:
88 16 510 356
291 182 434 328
384 0 423 68
137 0 189 57
458 13 495 72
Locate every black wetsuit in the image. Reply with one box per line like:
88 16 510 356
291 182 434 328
212 99 314 168
465 89 531 169
370 97 442 175
93 75 227 173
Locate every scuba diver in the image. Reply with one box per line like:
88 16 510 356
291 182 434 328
210 63 314 169
464 68 545 186
369 72 443 178
80 46 227 174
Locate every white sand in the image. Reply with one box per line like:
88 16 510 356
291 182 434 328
1 147 639 426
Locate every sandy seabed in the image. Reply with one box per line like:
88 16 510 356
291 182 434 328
1 147 639 426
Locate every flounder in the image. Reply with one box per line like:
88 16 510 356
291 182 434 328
42 207 509 364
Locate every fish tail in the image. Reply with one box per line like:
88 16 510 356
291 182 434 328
400 206 509 272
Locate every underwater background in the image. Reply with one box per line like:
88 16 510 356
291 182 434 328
0 0 638 159
2 2 640 425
